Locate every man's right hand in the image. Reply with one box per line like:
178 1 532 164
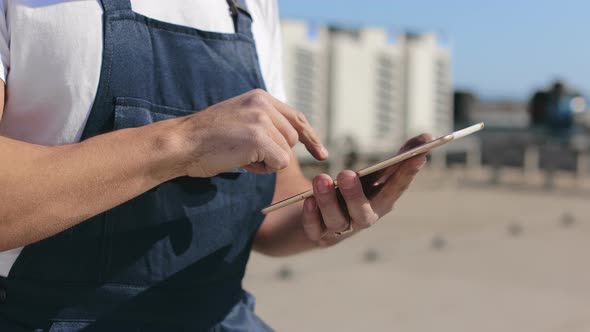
174 89 328 178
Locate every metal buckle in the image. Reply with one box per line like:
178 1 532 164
228 0 239 17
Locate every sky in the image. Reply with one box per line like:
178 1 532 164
278 0 590 100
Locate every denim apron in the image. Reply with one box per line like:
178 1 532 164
0 0 275 330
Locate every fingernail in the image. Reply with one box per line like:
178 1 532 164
316 178 331 194
339 175 356 189
305 198 317 212
320 146 329 158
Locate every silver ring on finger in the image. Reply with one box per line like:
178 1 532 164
334 220 354 237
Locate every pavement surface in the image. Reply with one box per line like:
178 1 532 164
244 168 590 332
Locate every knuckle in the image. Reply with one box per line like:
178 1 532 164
295 111 309 125
362 212 379 228
286 129 299 147
247 109 269 125
244 89 270 108
353 212 374 229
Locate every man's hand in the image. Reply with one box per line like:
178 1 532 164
175 89 328 177
301 134 432 247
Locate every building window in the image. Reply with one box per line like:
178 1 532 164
374 54 399 138
294 47 317 126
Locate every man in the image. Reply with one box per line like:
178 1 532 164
0 0 429 330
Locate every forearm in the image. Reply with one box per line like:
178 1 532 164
0 118 184 251
254 162 320 256
254 201 318 257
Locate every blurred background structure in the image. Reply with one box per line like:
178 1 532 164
281 20 453 159
245 1 590 331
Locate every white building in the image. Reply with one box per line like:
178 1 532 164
280 21 329 146
280 20 453 160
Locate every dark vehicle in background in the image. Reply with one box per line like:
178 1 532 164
529 81 589 134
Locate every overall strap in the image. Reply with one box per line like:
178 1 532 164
100 0 132 12
227 0 254 37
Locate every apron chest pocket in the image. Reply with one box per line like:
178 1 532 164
113 97 195 129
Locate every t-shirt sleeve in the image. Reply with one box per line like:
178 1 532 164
256 0 287 103
0 1 9 83
265 1 286 102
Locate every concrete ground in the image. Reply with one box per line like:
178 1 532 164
244 167 590 332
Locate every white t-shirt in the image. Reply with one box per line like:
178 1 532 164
0 0 285 277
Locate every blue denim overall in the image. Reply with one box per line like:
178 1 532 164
0 0 275 330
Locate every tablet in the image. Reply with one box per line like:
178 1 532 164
261 122 485 214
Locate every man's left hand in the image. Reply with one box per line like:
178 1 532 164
302 133 432 247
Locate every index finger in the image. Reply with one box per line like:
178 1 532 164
267 95 328 160
369 133 433 186
399 133 433 152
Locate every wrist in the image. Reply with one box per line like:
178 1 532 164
146 118 191 182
